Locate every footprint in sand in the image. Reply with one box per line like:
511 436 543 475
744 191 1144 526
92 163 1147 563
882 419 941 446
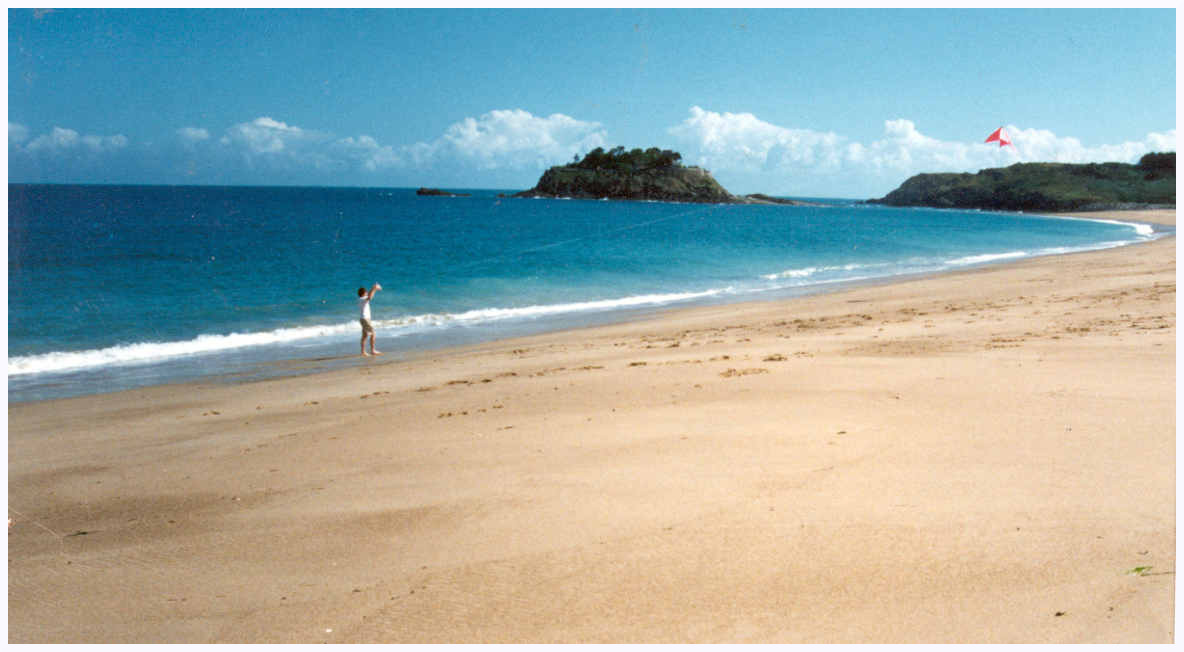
720 368 769 378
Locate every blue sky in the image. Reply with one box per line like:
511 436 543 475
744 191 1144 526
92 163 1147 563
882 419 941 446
8 8 1177 198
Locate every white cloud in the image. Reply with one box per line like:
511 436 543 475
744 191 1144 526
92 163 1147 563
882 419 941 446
332 135 402 171
210 117 400 174
1007 126 1177 164
23 126 128 153
208 109 606 179
668 106 844 172
9 122 29 144
221 117 319 154
668 106 1176 196
435 109 608 170
83 134 128 150
29 126 81 150
856 118 985 173
177 126 210 143
1146 130 1178 152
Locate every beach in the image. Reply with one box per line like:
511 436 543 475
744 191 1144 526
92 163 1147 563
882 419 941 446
8 209 1174 642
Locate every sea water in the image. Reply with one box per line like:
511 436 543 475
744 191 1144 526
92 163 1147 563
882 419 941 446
8 184 1167 402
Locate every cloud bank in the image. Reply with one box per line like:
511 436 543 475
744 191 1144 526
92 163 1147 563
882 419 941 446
150 110 604 183
8 109 1175 196
437 109 607 170
177 126 210 143
9 122 30 144
668 106 1177 196
9 123 129 153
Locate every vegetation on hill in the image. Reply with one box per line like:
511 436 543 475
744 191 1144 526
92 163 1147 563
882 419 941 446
572 146 684 172
869 152 1175 212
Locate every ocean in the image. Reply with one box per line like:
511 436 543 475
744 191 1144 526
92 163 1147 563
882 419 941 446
8 184 1167 403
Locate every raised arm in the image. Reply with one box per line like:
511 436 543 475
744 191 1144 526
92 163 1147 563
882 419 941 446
368 282 382 300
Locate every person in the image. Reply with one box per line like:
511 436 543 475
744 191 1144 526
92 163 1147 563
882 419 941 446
357 282 382 356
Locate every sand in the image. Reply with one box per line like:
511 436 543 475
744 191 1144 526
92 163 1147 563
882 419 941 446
8 209 1175 643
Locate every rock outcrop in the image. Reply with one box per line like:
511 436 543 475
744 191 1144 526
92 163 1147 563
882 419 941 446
417 188 471 197
516 163 733 203
737 193 822 206
514 147 736 203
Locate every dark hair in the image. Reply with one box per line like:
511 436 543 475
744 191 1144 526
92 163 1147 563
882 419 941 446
358 287 366 297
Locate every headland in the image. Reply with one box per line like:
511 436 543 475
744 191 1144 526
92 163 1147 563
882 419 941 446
869 152 1175 212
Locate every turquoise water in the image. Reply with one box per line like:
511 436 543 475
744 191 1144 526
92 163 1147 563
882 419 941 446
8 184 1164 402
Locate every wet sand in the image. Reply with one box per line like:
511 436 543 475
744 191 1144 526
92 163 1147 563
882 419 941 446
8 209 1175 643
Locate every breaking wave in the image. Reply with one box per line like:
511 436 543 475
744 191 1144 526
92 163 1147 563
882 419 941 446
8 288 732 376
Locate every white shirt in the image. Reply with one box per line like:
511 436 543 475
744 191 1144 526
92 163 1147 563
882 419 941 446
358 295 372 320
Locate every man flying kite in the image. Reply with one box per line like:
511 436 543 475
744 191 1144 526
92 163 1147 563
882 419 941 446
985 126 1012 147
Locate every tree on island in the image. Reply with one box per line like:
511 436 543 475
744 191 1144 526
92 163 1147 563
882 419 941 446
572 146 683 173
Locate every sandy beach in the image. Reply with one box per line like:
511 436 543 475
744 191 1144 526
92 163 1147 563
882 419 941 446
8 209 1174 643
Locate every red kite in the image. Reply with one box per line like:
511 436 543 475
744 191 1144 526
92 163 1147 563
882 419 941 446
985 126 1012 147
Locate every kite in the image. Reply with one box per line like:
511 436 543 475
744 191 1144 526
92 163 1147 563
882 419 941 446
985 126 1012 147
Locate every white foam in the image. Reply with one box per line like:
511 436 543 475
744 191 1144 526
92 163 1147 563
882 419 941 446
1098 219 1156 238
8 288 732 377
762 266 819 280
761 262 885 281
442 289 731 324
944 251 1028 266
1044 214 1157 238
7 322 360 376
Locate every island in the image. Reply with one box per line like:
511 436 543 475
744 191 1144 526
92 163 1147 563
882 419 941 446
416 187 472 197
868 152 1175 212
514 147 820 205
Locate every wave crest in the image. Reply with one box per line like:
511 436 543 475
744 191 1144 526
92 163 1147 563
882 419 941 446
8 288 731 376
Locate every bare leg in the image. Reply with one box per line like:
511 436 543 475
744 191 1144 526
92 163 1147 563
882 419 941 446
361 332 370 356
370 333 382 355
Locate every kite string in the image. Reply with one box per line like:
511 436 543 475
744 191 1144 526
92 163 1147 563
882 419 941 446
9 506 63 539
456 202 721 271
9 506 69 556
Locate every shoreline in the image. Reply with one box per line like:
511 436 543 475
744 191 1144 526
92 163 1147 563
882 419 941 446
8 207 1173 405
8 209 1174 642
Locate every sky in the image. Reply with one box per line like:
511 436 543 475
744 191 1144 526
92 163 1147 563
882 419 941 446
7 8 1177 198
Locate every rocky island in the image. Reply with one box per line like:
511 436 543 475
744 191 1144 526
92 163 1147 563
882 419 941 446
515 147 819 205
416 187 472 197
869 152 1175 212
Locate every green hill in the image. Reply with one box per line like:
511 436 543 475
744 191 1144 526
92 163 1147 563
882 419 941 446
869 152 1175 212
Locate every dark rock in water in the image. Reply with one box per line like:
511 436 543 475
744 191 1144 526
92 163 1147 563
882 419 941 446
868 153 1175 212
417 188 471 197
739 193 824 206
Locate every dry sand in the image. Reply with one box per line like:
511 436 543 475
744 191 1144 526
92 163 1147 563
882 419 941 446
8 209 1175 643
